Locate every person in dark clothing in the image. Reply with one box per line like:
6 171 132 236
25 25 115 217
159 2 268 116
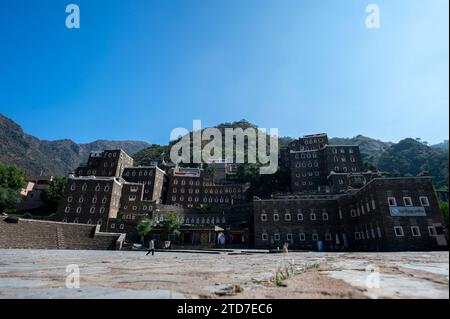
146 239 155 256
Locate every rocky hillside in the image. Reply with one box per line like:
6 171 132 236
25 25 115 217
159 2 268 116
0 114 149 176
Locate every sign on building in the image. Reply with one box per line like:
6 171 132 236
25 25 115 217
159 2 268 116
389 207 426 217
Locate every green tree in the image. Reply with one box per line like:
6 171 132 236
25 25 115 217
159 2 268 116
0 187 21 214
161 211 182 238
137 218 155 243
439 201 449 229
0 163 26 214
200 204 210 214
0 163 26 190
42 176 67 212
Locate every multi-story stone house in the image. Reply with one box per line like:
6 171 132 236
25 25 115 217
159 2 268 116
165 167 246 208
54 175 123 228
122 166 167 202
254 176 447 251
75 149 134 177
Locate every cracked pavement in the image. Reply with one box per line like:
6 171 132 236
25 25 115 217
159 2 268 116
0 249 447 299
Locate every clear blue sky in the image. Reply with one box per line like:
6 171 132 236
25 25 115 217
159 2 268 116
0 0 448 145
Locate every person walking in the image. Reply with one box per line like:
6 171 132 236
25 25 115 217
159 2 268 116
146 239 155 256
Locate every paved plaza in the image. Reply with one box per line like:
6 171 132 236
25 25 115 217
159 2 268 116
0 249 448 299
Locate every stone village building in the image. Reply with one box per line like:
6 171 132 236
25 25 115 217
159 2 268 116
51 132 448 251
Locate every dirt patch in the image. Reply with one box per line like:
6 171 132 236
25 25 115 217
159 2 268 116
223 269 368 299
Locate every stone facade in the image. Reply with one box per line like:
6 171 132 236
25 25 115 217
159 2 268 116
75 149 134 177
254 176 447 251
0 218 123 250
122 166 166 202
165 167 246 208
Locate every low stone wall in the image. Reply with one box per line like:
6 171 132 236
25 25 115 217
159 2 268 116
0 217 124 250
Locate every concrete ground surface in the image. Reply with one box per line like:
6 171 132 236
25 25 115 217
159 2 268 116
0 249 448 299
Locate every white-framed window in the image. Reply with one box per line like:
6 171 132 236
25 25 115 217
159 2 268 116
110 223 116 229
64 206 70 213
325 233 332 241
322 213 329 221
394 226 404 237
129 195 136 201
90 207 95 214
82 184 87 191
387 197 397 206
273 214 279 221
354 232 361 240
419 196 430 207
285 213 291 221
411 226 421 237
310 213 316 221
78 197 84 203
428 226 437 236
299 233 306 241
76 207 82 214
70 184 76 191
312 234 318 241
67 196 73 203
297 213 303 221
261 214 267 222
287 233 293 241
62 218 67 223
87 219 92 225
120 224 125 230
274 234 281 241
350 209 356 217
97 219 102 225
403 197 413 206
99 207 105 214
262 233 268 241
104 186 110 192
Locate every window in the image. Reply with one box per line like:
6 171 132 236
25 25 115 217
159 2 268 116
129 195 136 201
87 219 92 225
411 226 421 237
299 233 306 241
76 207 82 214
428 226 437 236
82 184 87 191
67 196 73 203
403 197 413 206
120 224 125 230
387 197 397 206
287 234 293 241
354 232 361 240
274 234 281 241
99 207 105 214
90 207 95 214
110 223 115 229
65 206 70 213
325 233 332 241
312 234 318 241
285 213 291 221
394 226 404 237
104 186 110 192
261 214 267 222
97 219 102 225
310 213 316 221
419 196 430 207
350 209 356 217
322 213 329 221
273 214 279 221
70 184 76 191
297 213 304 221
78 197 84 203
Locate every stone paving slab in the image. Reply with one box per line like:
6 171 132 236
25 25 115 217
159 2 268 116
0 249 448 299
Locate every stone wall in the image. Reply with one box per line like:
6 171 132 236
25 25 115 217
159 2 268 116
0 218 123 250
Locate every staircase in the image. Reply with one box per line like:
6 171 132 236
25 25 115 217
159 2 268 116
56 225 66 249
